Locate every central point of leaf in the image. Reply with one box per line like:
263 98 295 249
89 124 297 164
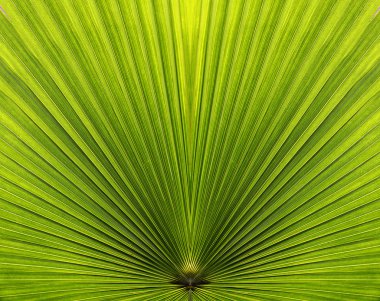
171 272 209 291
171 260 209 291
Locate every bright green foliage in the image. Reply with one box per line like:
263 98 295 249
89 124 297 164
1 0 380 300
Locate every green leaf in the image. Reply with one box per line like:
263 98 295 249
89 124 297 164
1 0 380 300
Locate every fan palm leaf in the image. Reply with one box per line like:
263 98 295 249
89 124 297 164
1 0 380 300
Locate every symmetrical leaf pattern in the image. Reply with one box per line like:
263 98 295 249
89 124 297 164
1 0 380 300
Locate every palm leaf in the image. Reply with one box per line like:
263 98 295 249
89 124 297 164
1 0 380 300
